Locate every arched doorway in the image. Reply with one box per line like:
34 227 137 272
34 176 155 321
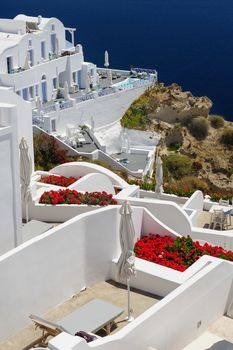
41 75 47 103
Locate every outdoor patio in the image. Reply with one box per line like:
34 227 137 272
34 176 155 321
0 280 161 350
197 210 233 230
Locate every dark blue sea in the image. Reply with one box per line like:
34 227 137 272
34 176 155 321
2 0 233 120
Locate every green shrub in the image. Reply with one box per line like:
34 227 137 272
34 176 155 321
189 116 209 139
163 154 192 179
120 94 150 129
34 133 79 170
220 128 233 146
167 142 182 152
209 115 224 129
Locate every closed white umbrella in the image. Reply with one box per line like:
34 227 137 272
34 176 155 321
155 156 164 195
91 116 95 132
117 201 136 321
23 53 30 70
35 96 42 115
126 136 131 154
19 137 32 223
104 50 109 68
85 73 91 93
107 69 112 86
63 81 70 100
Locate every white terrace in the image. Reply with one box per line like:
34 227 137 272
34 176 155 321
1 206 233 350
25 162 233 252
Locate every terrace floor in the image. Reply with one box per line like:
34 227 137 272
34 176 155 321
182 316 233 349
111 152 148 172
0 280 161 350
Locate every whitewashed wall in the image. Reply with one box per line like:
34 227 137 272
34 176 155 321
48 86 147 134
0 16 66 73
49 259 233 350
1 205 233 347
69 173 115 195
117 196 192 235
50 162 129 188
0 206 143 340
191 227 233 250
0 88 34 165
85 260 233 350
0 88 33 254
0 122 21 254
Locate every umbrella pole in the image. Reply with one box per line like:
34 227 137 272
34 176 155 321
25 202 29 223
126 277 134 322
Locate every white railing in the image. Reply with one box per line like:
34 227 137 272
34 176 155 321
59 100 73 110
43 104 56 113
32 77 156 119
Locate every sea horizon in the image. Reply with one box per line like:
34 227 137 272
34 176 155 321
1 0 233 121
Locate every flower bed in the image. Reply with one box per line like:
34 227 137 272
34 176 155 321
39 189 117 206
39 175 80 187
134 234 233 272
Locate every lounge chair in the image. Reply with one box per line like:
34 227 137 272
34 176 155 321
23 299 123 349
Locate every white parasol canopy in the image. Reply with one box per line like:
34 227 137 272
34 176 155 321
107 69 112 86
104 50 109 68
117 201 136 321
35 96 42 115
91 116 95 132
155 156 164 195
23 53 30 70
63 81 70 100
19 137 32 222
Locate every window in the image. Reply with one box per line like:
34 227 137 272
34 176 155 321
29 86 34 99
72 72 77 84
41 41 46 59
28 39 32 47
51 119 56 132
51 24 55 32
6 56 13 74
22 88 29 100
51 33 56 53
35 85 39 96
28 49 34 66
52 77 57 89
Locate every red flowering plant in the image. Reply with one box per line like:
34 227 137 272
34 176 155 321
39 189 117 206
134 234 233 272
39 175 80 187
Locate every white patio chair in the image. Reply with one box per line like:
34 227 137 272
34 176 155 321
219 199 232 225
212 209 228 230
219 198 229 206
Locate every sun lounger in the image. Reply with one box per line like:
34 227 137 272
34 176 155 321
24 299 124 349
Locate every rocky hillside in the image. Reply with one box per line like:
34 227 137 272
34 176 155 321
121 83 213 129
158 119 233 191
121 83 233 191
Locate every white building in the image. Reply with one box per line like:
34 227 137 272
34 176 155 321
0 87 33 254
0 15 97 104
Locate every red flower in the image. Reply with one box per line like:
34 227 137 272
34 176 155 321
40 175 81 187
39 190 117 206
134 234 233 272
